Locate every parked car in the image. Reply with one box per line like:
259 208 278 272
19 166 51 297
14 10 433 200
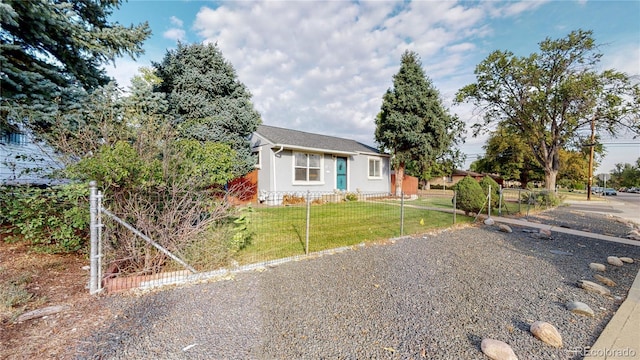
591 186 603 194
602 188 617 196
629 187 640 194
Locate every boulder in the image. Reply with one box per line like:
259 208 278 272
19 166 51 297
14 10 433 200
480 338 518 360
499 224 513 233
619 257 634 264
566 301 594 317
589 263 606 272
577 280 611 296
484 218 495 226
530 321 562 348
594 274 617 287
607 256 624 267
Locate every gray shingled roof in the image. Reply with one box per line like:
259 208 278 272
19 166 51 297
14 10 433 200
256 124 384 155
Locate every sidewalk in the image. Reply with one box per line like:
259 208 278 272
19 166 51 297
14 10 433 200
492 198 639 360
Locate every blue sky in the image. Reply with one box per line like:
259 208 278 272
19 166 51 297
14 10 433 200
106 0 640 174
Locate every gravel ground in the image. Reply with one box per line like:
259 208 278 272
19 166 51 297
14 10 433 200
75 208 640 360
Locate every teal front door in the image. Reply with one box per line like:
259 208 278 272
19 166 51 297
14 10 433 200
336 157 347 190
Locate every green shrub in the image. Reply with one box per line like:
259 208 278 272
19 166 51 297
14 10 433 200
479 176 501 209
453 176 485 215
0 184 89 253
344 193 358 201
520 190 561 208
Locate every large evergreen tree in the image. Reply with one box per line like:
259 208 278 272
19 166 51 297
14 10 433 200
0 0 151 134
375 50 464 195
154 42 262 176
456 29 640 190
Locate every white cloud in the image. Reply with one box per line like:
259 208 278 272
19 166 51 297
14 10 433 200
169 16 183 28
104 58 151 90
163 28 186 42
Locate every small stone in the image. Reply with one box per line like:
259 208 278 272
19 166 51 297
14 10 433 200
607 256 624 267
619 257 634 264
589 263 606 272
539 229 552 237
499 224 512 233
577 280 611 296
530 321 563 348
480 338 518 360
594 274 617 287
566 301 594 317
484 218 495 225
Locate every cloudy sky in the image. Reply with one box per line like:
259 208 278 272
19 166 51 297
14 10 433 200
106 0 640 174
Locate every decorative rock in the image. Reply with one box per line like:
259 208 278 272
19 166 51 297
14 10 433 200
539 229 552 237
566 301 594 317
594 274 617 287
619 257 634 264
480 338 518 360
499 224 513 233
484 218 495 226
589 263 606 272
16 305 69 323
607 256 624 267
530 321 563 348
577 280 611 296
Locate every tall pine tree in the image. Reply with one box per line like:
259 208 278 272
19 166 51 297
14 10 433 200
154 42 262 177
375 50 464 195
0 0 151 134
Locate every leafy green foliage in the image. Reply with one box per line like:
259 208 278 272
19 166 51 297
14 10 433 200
520 190 561 208
456 29 640 190
479 176 501 209
1 0 150 135
0 184 89 253
453 176 485 215
610 158 640 188
154 43 262 176
376 50 465 193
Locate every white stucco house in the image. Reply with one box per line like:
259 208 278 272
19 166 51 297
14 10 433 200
250 125 391 197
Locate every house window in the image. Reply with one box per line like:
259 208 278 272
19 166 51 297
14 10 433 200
294 152 322 182
0 132 27 146
368 157 381 178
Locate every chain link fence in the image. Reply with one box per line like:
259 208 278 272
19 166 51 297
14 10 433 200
89 186 468 294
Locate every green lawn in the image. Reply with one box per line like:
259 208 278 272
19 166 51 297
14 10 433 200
233 201 473 264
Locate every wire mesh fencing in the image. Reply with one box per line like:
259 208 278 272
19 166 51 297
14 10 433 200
89 186 467 294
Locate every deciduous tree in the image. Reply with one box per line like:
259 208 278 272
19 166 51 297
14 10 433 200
456 30 640 190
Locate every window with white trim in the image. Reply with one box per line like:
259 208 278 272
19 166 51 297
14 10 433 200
294 152 322 182
368 157 381 178
252 149 261 169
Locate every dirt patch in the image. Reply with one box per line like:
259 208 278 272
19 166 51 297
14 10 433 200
0 240 110 359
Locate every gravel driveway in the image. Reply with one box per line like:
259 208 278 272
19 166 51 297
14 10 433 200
75 207 640 359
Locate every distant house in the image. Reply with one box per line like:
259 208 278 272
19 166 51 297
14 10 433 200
428 169 503 188
0 128 64 186
250 125 391 199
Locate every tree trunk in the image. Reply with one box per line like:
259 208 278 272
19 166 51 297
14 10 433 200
544 169 558 191
395 163 405 197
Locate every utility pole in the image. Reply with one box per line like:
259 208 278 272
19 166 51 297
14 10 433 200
587 117 595 201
